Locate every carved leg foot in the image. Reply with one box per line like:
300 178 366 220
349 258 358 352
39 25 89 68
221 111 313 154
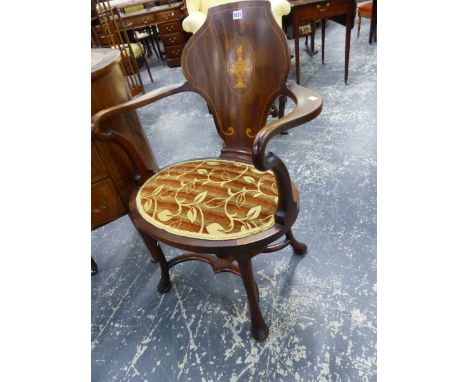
238 258 269 341
157 271 172 294
286 229 307 255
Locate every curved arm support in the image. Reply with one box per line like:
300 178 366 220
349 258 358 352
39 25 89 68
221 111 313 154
92 82 189 132
91 82 190 184
252 81 323 225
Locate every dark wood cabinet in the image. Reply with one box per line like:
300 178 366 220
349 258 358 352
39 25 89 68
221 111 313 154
91 177 127 226
91 48 158 229
121 2 187 67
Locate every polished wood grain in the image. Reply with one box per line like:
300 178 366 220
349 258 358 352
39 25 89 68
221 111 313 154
92 2 323 341
182 4 291 150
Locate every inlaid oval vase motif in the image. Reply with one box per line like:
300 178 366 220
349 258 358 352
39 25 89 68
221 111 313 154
225 37 254 94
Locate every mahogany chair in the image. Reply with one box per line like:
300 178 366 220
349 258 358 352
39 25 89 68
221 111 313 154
92 0 323 341
122 4 164 60
357 0 377 43
95 0 154 94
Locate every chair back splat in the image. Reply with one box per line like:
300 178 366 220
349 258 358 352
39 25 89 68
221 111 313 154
181 1 290 158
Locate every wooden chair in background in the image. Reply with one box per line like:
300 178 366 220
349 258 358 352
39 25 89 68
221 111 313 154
92 1 323 341
94 0 153 95
357 0 377 43
122 3 164 60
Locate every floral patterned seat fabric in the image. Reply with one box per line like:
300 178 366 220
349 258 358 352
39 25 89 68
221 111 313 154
136 159 278 240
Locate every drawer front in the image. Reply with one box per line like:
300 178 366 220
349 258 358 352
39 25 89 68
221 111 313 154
122 13 156 28
91 178 127 227
297 0 351 22
166 57 181 67
155 8 182 23
158 21 181 35
165 44 183 59
161 32 184 47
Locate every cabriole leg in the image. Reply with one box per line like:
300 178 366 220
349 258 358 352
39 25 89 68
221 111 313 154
286 229 307 255
129 212 160 264
140 231 171 293
238 258 269 341
135 228 159 264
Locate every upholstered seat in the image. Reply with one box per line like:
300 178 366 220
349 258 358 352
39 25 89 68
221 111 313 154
113 43 145 58
122 4 144 14
182 0 291 34
136 159 278 240
134 30 150 40
357 1 375 40
358 1 372 17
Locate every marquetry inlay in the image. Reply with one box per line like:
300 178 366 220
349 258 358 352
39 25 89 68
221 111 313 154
226 38 254 94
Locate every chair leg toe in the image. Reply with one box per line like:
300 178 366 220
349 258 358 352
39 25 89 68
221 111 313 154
251 320 269 342
286 229 308 255
238 258 269 342
157 276 172 293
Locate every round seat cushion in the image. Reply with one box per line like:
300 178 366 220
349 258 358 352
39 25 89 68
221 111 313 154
136 159 279 240
358 1 373 17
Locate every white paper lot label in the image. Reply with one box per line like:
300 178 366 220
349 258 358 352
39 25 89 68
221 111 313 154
233 10 242 20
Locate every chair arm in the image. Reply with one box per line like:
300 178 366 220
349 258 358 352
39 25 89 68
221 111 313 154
182 12 207 33
92 82 190 184
252 81 322 225
253 81 322 163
